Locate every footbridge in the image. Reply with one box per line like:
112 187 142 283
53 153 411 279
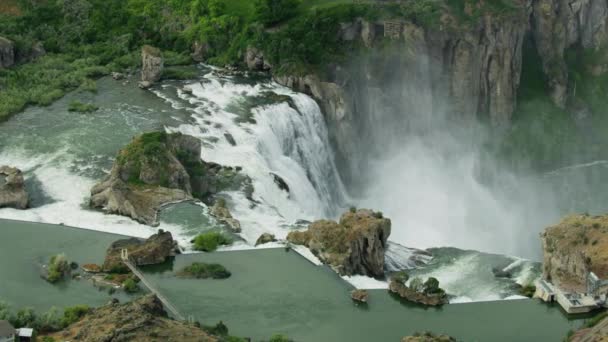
120 249 186 321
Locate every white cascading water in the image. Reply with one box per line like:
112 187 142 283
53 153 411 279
156 70 348 243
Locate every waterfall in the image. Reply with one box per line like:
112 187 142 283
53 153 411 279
160 69 348 243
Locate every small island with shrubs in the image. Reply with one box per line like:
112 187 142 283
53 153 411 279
177 262 231 279
192 231 233 252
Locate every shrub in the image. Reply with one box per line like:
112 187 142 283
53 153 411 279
193 231 232 252
68 101 99 113
122 277 140 293
47 253 70 283
177 262 231 279
392 271 409 284
422 277 441 295
409 277 424 292
61 305 89 327
519 284 536 298
268 334 293 342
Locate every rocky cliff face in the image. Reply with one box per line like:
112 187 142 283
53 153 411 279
102 230 179 272
0 165 28 209
140 45 164 88
46 295 218 342
287 208 391 277
0 37 15 68
273 2 608 180
541 214 608 292
90 132 250 226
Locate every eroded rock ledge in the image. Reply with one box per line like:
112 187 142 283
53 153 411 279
0 165 28 209
90 131 250 226
287 208 390 278
541 214 608 292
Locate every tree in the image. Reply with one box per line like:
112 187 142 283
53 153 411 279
254 0 300 26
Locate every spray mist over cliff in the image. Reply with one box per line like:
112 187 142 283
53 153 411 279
340 48 562 259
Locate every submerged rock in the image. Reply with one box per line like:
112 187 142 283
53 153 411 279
255 233 277 246
388 278 448 307
351 289 369 303
90 132 250 226
139 45 163 88
46 294 218 341
102 230 179 272
0 165 28 209
541 214 608 292
287 209 390 277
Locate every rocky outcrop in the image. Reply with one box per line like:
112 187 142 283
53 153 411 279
0 37 15 68
191 41 209 62
541 214 608 292
140 45 163 88
46 295 218 342
350 289 368 303
255 233 277 246
569 314 608 342
388 278 448 306
287 209 391 277
102 230 179 272
90 132 250 226
210 199 242 232
245 46 271 71
0 166 28 209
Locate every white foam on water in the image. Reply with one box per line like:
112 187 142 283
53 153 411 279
342 275 388 290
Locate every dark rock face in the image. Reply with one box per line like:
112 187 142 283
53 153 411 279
287 209 391 278
47 294 218 342
102 230 179 272
0 166 28 209
90 132 250 226
0 37 15 68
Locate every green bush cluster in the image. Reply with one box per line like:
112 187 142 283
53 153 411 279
177 262 232 279
47 253 70 283
0 300 89 332
192 231 232 252
122 277 140 293
253 0 300 26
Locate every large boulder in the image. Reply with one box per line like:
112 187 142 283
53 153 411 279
541 214 608 292
46 294 218 342
0 37 15 68
90 132 250 226
287 209 391 277
402 333 456 342
0 166 28 209
388 277 448 306
102 230 179 272
140 45 163 88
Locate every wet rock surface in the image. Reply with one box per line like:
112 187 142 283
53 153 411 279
0 165 28 209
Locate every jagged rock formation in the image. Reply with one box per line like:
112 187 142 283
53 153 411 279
103 230 179 272
46 295 218 342
90 132 250 226
541 214 608 292
0 37 15 68
287 209 391 277
245 46 271 71
351 289 368 303
0 166 28 209
140 45 164 88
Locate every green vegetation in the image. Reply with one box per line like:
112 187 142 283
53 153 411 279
0 300 88 332
193 231 233 252
122 277 140 293
393 271 410 284
268 334 294 342
177 262 232 279
254 0 300 26
116 131 169 185
584 311 608 328
162 65 199 80
68 100 99 113
46 253 70 283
